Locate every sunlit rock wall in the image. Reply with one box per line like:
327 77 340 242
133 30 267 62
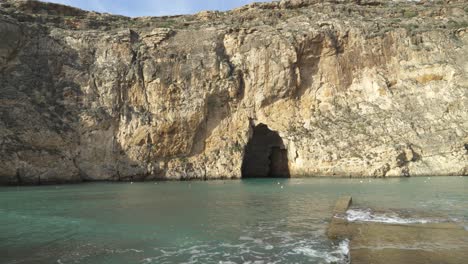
0 0 467 184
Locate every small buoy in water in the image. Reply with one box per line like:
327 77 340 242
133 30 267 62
281 186 284 189
360 180 363 183
131 182 134 184
277 182 280 185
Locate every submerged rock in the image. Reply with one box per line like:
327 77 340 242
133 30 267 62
0 0 467 184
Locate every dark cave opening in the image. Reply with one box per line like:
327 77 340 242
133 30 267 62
241 124 290 178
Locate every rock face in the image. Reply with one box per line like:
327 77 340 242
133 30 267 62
0 0 467 184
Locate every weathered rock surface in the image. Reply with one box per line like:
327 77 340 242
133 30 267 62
0 0 467 184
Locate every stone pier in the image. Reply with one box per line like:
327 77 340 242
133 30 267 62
328 197 468 264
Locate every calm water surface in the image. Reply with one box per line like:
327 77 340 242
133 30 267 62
1 177 467 264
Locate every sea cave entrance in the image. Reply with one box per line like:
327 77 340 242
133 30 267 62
241 124 290 178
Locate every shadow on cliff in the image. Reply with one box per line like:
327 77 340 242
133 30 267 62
0 23 149 184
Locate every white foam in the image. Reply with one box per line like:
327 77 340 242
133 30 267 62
294 247 341 263
346 209 433 224
293 239 349 264
338 239 350 256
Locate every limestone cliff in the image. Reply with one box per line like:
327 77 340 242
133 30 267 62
0 0 467 184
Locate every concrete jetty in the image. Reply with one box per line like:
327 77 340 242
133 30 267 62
328 197 468 264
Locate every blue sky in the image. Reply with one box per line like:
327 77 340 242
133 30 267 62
43 0 272 17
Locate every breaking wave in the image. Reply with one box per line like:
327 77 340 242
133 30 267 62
346 209 436 224
293 239 349 264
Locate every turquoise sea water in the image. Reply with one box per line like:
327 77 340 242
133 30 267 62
1 177 467 264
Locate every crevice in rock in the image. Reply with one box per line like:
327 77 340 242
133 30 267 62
236 69 245 101
15 168 22 184
190 93 230 156
293 34 324 98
